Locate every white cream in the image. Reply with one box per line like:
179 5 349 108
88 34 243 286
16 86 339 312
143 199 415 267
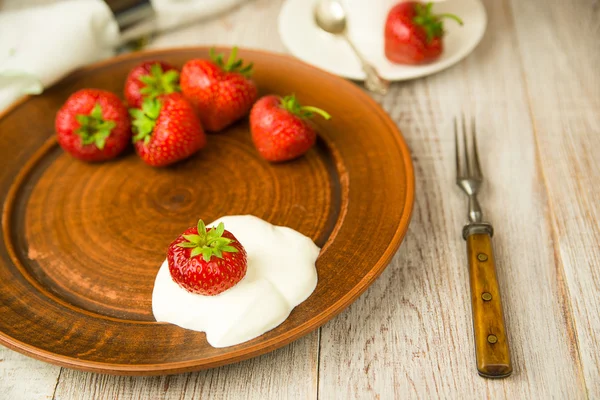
152 215 319 348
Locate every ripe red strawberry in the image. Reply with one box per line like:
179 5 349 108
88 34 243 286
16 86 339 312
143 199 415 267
250 94 331 162
130 93 206 167
55 89 131 162
168 219 248 295
180 47 258 132
385 2 462 65
124 61 180 108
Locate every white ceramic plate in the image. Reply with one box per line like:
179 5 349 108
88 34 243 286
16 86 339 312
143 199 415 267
278 0 487 81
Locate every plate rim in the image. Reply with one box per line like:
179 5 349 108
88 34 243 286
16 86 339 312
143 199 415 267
0 46 415 375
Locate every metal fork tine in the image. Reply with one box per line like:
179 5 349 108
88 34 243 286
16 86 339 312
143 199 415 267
462 114 472 176
454 117 462 179
472 117 483 179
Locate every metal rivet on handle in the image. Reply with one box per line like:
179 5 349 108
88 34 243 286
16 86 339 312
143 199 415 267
477 253 488 262
487 334 498 344
482 292 492 301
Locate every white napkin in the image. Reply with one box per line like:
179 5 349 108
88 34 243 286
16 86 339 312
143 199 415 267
0 0 119 111
0 0 247 112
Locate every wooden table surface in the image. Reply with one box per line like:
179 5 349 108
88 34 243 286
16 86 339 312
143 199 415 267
1 0 599 398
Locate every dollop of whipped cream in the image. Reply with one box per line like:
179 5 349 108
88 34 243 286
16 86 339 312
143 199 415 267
152 215 319 347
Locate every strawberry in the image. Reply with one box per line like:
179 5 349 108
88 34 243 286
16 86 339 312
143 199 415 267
168 219 248 296
55 89 131 162
129 93 206 167
180 47 258 132
250 94 331 162
385 2 462 65
124 61 180 108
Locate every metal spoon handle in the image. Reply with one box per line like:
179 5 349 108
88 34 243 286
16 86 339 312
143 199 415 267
343 34 389 95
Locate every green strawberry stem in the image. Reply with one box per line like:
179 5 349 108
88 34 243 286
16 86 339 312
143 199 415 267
138 63 180 99
176 219 238 261
413 2 463 42
436 13 463 25
129 98 161 145
280 94 331 120
209 46 254 77
300 106 331 120
75 103 116 150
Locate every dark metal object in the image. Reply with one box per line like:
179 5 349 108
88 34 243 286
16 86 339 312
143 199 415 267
104 0 154 32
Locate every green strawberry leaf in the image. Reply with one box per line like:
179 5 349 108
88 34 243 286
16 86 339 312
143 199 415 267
178 219 240 261
139 86 154 95
130 98 162 143
176 242 198 249
183 234 202 244
197 219 207 235
93 126 113 150
129 108 144 119
413 2 463 42
210 46 254 77
239 62 254 75
75 103 117 150
76 114 90 125
136 63 181 101
207 237 230 247
163 70 179 85
221 245 239 253
150 63 162 77
201 248 213 262
139 75 155 86
90 104 103 119
213 222 225 237
190 247 203 259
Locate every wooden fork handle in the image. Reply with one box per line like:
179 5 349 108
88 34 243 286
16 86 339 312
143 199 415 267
466 231 512 378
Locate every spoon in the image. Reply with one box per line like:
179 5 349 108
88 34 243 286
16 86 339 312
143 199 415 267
314 0 389 95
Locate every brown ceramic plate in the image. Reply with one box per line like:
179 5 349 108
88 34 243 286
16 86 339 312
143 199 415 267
0 47 414 375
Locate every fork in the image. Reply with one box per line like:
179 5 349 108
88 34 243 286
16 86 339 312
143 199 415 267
455 116 513 379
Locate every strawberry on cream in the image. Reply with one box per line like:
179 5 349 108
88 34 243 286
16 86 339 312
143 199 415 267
152 215 319 348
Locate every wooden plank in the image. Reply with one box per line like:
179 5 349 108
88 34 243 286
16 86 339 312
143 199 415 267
317 0 587 397
150 0 287 53
0 346 61 400
2 0 597 398
509 0 600 396
53 334 318 400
